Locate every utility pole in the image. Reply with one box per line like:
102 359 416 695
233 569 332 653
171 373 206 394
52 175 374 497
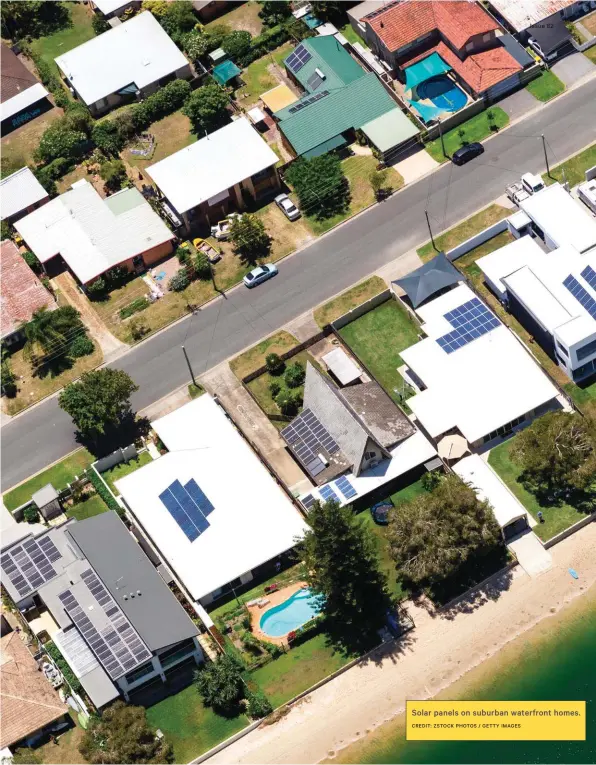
438 118 446 159
425 209 437 251
181 345 197 387
541 134 551 178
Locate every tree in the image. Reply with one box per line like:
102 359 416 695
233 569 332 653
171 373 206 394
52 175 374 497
195 653 246 716
194 250 211 280
285 154 349 220
182 29 211 60
229 214 270 261
21 305 82 361
369 168 392 201
510 411 596 502
284 362 305 389
59 368 139 440
259 1 291 26
92 120 125 155
100 159 127 192
22 249 42 273
388 474 502 591
141 0 168 18
1 1 69 40
300 499 391 651
309 1 346 24
265 353 284 375
35 121 87 164
79 701 173 764
92 13 110 35
159 1 197 44
222 30 252 60
183 83 229 133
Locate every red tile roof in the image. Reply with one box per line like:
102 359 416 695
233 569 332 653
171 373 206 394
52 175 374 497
1 239 55 339
365 1 500 53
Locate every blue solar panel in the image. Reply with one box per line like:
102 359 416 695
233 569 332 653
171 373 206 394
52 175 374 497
286 44 312 73
581 265 596 291
170 480 209 533
335 476 357 500
563 274 596 320
319 484 339 504
185 478 214 517
160 478 214 542
437 298 500 354
160 486 201 542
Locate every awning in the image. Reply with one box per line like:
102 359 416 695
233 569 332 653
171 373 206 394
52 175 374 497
361 108 419 152
212 60 241 85
393 251 461 308
302 134 347 158
404 52 451 91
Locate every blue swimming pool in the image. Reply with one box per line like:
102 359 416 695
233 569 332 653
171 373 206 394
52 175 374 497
417 75 467 112
259 588 323 638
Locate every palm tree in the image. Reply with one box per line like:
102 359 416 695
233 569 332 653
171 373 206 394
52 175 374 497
21 307 67 361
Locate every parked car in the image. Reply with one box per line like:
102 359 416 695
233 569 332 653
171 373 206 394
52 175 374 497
243 263 278 288
274 193 301 221
527 36 558 62
451 142 484 166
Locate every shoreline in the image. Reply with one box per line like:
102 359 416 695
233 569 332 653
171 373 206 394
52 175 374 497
207 523 596 765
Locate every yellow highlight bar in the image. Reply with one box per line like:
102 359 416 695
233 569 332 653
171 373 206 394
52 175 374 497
406 701 586 741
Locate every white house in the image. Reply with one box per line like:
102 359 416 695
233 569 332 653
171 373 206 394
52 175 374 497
0 167 49 224
116 395 309 606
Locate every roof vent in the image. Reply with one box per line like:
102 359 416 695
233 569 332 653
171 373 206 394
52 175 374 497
129 592 135 598
123 594 128 600
137 590 142 596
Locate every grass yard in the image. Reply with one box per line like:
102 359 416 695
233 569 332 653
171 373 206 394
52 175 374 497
543 143 596 187
123 111 196 169
417 203 511 261
1 107 63 176
425 107 509 163
2 342 103 416
246 350 313 428
488 436 589 541
314 276 387 328
563 379 596 419
256 201 315 261
250 632 353 709
205 1 264 35
30 2 95 80
236 43 294 107
100 451 154 494
145 682 248 762
305 155 403 236
32 716 88 765
230 330 299 379
66 493 109 521
338 298 421 405
583 11 596 35
455 230 514 274
340 23 365 45
525 69 566 102
3 449 93 511
584 45 596 63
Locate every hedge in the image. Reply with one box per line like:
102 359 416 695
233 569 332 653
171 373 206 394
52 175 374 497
22 44 70 109
87 469 124 517
45 641 83 695
119 297 150 319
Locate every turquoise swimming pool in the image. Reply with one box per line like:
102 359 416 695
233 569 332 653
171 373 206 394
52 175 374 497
259 588 322 638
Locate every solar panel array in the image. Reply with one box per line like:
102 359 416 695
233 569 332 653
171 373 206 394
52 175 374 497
159 478 214 543
281 408 340 477
288 90 329 114
1 536 61 599
319 484 339 504
58 568 151 680
335 475 357 499
563 274 596 320
301 494 316 510
436 298 500 354
581 265 596 291
286 44 312 73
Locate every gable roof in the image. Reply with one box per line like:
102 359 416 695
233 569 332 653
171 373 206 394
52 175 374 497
364 1 500 52
285 36 367 93
1 239 56 339
1 167 49 221
394 251 461 307
1 46 39 102
486 0 577 33
1 631 67 748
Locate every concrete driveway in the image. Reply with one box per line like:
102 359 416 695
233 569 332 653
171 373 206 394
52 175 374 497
500 87 539 120
552 52 596 86
508 530 552 577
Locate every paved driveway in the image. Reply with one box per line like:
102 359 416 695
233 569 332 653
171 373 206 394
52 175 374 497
508 531 552 577
500 87 539 120
552 52 596 86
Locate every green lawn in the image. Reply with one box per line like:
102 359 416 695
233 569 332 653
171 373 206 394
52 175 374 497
230 330 299 380
250 632 353 709
67 494 109 521
236 43 294 107
425 107 509 163
525 70 565 103
340 23 365 45
543 143 596 187
563 380 596 420
454 230 514 275
30 3 95 80
246 350 314 429
314 276 387 328
584 46 596 64
3 449 94 511
417 204 511 261
488 437 589 541
145 682 248 762
100 451 154 494
338 298 421 405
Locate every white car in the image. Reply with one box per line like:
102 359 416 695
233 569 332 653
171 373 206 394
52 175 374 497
274 193 301 221
243 264 278 288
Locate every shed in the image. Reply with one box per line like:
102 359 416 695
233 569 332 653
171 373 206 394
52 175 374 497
31 484 61 521
322 347 362 386
212 60 241 86
247 106 266 125
393 252 461 308
209 47 227 63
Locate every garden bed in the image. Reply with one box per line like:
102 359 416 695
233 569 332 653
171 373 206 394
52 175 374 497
246 351 312 429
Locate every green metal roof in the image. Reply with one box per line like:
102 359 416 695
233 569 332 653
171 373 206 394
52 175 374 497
277 73 398 157
284 36 366 94
303 134 348 159
361 109 420 152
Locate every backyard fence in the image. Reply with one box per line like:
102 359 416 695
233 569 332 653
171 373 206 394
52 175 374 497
241 329 329 384
445 218 509 261
330 289 392 331
543 512 595 550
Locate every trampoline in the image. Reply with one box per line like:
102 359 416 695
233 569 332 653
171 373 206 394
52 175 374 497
416 75 467 113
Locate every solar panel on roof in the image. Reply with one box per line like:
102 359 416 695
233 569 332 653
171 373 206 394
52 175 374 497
436 298 500 354
335 475 357 500
301 494 316 510
1 537 59 598
186 479 214 517
281 408 340 479
307 72 323 90
581 265 596 291
38 536 62 562
563 274 596 319
159 478 214 542
319 484 339 504
286 43 312 73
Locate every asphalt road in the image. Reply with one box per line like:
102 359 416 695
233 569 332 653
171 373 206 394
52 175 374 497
3 78 596 491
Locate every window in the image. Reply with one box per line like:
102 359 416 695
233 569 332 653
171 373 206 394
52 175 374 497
125 661 155 685
556 341 569 357
576 337 596 361
158 638 195 662
364 451 376 460
483 415 525 443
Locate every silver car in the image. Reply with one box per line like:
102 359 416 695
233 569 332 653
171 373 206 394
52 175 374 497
243 264 278 288
274 193 301 221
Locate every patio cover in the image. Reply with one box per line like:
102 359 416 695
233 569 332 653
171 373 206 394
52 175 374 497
302 134 347 159
393 251 460 308
404 52 451 91
261 84 298 113
361 109 419 152
212 60 241 85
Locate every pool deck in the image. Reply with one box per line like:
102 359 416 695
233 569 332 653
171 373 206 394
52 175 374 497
248 581 308 646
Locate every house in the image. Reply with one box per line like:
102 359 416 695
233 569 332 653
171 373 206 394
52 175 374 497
89 0 141 19
486 0 582 35
146 117 280 232
360 1 525 103
0 512 202 707
276 36 419 160
54 12 192 116
280 362 436 510
14 181 175 286
192 1 229 22
1 46 52 135
398 282 561 450
1 239 56 346
1 167 49 224
0 629 68 752
116 395 310 607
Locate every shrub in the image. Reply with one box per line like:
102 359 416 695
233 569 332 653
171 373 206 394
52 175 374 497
176 246 190 265
169 268 190 292
265 353 285 375
246 690 273 719
129 318 149 341
183 83 229 133
284 362 305 389
275 389 299 416
86 276 106 298
45 641 83 695
194 250 211 280
92 120 125 155
92 13 110 34
119 297 150 319
88 469 124 517
222 30 252 60
69 335 94 358
112 109 137 143
195 653 246 716
130 79 192 132
100 159 127 192
105 265 129 286
269 380 281 397
1 219 12 240
241 631 261 655
285 154 349 221
35 122 87 164
421 469 442 492
22 250 42 273
23 505 39 523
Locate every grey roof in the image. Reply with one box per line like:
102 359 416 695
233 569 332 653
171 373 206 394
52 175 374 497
393 252 461 308
54 627 119 709
32 483 58 508
341 381 415 446
500 33 534 68
527 15 570 55
67 513 198 652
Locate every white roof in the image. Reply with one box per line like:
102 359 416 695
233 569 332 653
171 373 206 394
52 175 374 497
146 117 278 214
486 0 576 31
247 106 266 123
300 430 436 508
14 181 173 284
400 284 559 443
92 0 129 14
116 396 309 601
579 179 596 206
0 167 48 221
520 183 596 254
453 454 530 529
0 82 49 122
322 347 362 385
54 12 189 106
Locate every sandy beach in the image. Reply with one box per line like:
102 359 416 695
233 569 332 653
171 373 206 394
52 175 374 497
207 522 596 765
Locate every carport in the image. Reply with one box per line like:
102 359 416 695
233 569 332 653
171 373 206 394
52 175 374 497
393 251 461 308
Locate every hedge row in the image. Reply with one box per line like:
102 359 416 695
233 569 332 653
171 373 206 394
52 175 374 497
22 44 71 110
45 640 83 695
87 469 125 518
233 21 313 68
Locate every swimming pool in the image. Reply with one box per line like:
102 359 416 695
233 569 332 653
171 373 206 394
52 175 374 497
417 75 467 112
259 588 322 638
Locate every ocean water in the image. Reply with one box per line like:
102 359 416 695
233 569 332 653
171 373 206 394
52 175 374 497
334 589 596 764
